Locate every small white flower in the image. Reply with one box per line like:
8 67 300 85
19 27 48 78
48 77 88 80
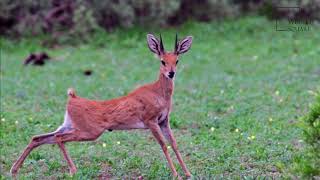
248 135 255 140
1 118 5 122
275 90 280 95
247 135 256 141
307 90 316 95
210 127 215 132
15 121 18 124
167 146 171 149
117 141 121 145
235 128 239 133
102 143 107 147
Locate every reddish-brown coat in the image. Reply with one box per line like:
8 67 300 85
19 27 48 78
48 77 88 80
65 72 173 137
11 34 193 179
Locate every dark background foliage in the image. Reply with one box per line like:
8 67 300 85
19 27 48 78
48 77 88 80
1 0 319 39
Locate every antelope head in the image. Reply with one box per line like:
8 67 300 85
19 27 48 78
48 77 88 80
147 34 193 79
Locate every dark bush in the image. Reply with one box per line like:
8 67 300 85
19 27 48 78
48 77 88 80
0 0 51 35
0 0 98 43
91 0 181 29
169 0 239 25
1 0 319 42
254 0 320 21
0 0 238 37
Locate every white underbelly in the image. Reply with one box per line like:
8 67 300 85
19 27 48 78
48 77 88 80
55 111 73 133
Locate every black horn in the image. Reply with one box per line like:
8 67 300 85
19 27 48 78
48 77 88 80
159 34 164 53
174 33 178 54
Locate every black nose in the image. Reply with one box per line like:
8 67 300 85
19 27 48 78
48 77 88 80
168 71 175 78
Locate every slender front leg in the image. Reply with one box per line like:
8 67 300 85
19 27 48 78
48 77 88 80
148 122 180 178
160 119 191 178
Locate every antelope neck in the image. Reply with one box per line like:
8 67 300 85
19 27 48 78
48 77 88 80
156 73 174 101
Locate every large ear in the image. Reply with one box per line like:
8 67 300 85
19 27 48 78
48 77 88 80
147 34 163 56
176 36 193 54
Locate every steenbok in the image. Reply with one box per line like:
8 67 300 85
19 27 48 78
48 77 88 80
11 33 193 178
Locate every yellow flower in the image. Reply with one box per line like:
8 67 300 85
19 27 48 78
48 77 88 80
102 143 107 147
235 128 239 133
247 135 255 140
269 118 273 122
275 90 280 95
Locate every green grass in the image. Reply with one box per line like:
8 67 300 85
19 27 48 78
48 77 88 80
1 17 319 179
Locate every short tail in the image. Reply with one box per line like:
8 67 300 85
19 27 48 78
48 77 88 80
67 88 76 98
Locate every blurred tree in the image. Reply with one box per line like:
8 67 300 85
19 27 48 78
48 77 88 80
1 0 319 41
91 0 181 29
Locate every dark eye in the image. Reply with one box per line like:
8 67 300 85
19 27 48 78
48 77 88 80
161 61 166 66
176 60 179 65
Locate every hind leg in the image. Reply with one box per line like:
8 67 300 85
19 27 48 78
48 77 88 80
53 130 102 175
10 132 57 177
54 131 80 175
10 129 80 176
57 142 77 175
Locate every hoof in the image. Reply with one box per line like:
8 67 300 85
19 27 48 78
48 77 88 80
172 172 181 180
10 166 18 177
185 172 192 179
69 167 77 176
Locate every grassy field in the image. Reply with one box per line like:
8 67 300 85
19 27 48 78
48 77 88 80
1 17 319 179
